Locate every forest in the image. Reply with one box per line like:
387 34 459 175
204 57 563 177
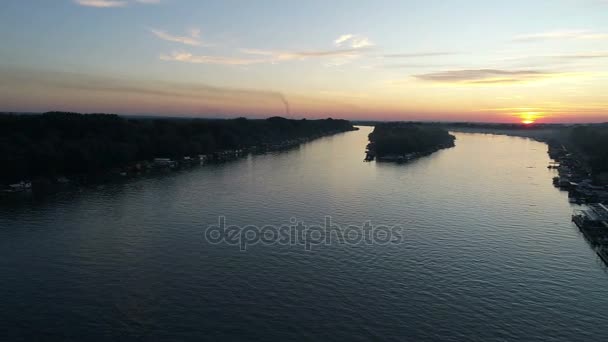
0 112 355 184
367 123 455 159
568 125 608 174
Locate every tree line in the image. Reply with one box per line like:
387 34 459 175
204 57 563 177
0 112 355 184
568 125 608 174
367 123 455 157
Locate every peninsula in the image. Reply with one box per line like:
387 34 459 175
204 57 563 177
0 112 356 192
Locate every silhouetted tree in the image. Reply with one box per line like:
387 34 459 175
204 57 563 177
0 113 355 183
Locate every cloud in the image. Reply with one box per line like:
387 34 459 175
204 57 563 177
245 47 366 66
73 0 127 7
514 30 608 42
383 63 448 69
149 28 204 46
160 52 267 65
496 52 608 68
334 34 373 49
383 52 456 58
74 0 159 7
0 67 293 116
244 48 363 60
551 52 608 59
157 34 374 67
413 69 559 84
160 47 367 66
334 34 353 46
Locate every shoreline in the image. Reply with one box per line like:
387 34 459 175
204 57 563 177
452 126 608 266
1 127 357 198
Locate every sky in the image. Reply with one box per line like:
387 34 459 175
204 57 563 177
0 0 607 123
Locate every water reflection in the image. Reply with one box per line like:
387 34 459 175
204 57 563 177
0 127 607 341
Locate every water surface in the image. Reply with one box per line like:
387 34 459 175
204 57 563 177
1 127 606 341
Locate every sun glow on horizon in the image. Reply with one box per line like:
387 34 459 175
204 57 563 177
0 2 607 122
518 111 544 125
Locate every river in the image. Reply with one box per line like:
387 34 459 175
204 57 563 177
1 126 606 341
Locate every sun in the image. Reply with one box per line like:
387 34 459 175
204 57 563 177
518 111 543 125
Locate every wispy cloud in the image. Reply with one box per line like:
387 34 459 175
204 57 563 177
149 28 204 46
74 0 127 7
413 69 560 85
0 67 292 116
383 52 456 58
243 48 364 60
383 63 448 69
550 52 608 59
160 52 267 65
157 33 374 67
74 0 159 7
161 47 367 66
334 35 353 46
496 52 608 68
514 30 608 41
334 34 373 49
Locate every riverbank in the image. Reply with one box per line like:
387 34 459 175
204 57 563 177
445 125 562 142
445 123 608 265
4 127 607 341
0 113 357 195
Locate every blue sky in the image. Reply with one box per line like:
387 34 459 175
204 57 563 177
1 0 607 122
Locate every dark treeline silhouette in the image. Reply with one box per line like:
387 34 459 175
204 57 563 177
0 112 355 184
357 121 567 130
367 123 455 158
569 125 608 173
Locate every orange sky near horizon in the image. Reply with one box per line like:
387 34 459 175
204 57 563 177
0 1 607 123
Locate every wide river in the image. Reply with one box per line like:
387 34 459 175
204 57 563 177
1 126 607 341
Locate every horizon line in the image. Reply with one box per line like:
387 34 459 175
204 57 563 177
1 111 607 125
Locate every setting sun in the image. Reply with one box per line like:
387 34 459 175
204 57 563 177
519 111 544 125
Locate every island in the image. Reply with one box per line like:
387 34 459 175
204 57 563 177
365 123 455 162
0 112 357 192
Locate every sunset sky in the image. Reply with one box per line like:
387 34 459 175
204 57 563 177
1 0 607 123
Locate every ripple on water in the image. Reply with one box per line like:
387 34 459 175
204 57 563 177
0 128 607 341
